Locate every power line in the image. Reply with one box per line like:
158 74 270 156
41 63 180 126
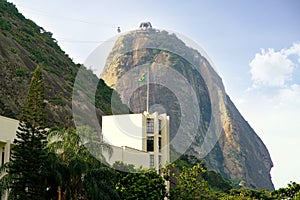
56 36 118 44
15 5 106 25
15 3 133 27
57 39 105 44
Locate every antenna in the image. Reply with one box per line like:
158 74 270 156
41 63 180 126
146 65 149 113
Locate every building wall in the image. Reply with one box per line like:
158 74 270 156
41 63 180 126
0 116 18 166
102 112 170 172
143 112 170 171
103 145 150 169
0 116 19 200
0 116 18 143
102 113 144 151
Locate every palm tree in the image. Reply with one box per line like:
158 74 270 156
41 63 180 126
84 168 120 200
0 162 11 199
47 126 115 200
44 151 66 200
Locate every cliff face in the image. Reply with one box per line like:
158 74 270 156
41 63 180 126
100 29 274 190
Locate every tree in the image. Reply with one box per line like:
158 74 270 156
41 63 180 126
47 126 116 200
114 162 167 200
271 181 300 199
44 151 67 200
221 188 272 200
0 66 49 199
294 190 300 200
83 168 120 200
163 163 211 199
21 65 46 127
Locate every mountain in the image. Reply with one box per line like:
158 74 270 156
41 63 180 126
100 28 274 190
0 1 127 128
0 0 274 190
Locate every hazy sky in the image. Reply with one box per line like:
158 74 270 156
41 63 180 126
8 0 300 189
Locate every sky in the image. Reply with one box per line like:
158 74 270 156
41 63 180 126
7 0 300 189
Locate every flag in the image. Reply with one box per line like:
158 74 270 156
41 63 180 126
138 73 146 82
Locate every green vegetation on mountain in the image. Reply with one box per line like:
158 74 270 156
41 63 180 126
0 0 127 127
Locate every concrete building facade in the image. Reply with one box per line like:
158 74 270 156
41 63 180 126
102 111 170 171
0 115 18 167
0 116 19 200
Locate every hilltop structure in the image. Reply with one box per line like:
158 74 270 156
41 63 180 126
139 22 152 30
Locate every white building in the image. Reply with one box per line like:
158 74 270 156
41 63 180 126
0 116 18 200
102 111 170 172
0 115 18 167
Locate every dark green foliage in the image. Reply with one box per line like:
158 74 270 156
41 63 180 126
49 97 65 106
49 93 66 106
0 0 130 127
0 98 16 118
43 65 61 76
84 168 120 200
113 161 135 173
165 156 300 200
21 66 46 127
0 17 11 31
0 0 24 21
15 68 25 76
47 127 90 199
74 65 128 116
114 162 167 200
271 181 300 199
173 154 203 169
173 154 232 192
205 170 232 192
163 163 211 199
9 122 48 199
3 66 48 199
95 79 116 113
162 155 234 199
44 152 66 200
218 182 300 199
47 126 117 200
225 188 272 199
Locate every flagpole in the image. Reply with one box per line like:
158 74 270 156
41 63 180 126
146 65 149 113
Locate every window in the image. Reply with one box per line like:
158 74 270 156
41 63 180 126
1 147 4 166
158 137 162 153
158 119 162 135
147 136 154 152
158 155 162 174
159 155 162 164
146 118 154 133
150 154 154 167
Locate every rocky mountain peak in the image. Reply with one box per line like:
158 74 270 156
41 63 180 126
100 29 274 190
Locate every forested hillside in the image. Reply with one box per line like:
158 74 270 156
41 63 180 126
0 0 127 127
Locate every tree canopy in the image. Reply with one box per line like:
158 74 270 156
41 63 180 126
0 66 48 199
114 161 167 200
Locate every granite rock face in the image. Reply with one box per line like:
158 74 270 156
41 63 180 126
100 29 274 190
